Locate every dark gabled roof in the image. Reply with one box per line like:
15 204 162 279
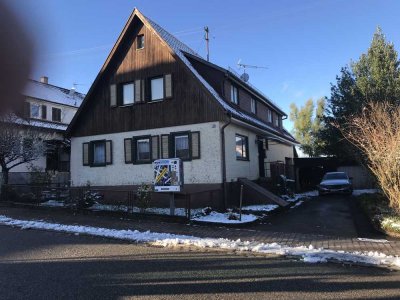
24 79 85 108
67 8 297 144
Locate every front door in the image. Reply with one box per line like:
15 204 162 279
258 139 266 177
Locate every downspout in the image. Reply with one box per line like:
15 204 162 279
221 112 232 210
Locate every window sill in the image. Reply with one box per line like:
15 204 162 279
148 99 164 103
236 157 249 161
90 163 107 167
133 160 152 165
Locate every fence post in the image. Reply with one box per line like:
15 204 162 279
239 184 243 221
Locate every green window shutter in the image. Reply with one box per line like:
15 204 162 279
124 138 133 163
83 143 89 166
134 80 141 103
164 74 172 98
110 84 117 107
191 131 200 159
151 136 159 160
105 140 112 165
161 134 169 159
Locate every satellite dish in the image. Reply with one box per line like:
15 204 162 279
240 72 250 82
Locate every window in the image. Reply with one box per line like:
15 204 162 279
230 85 238 104
92 141 106 166
82 140 112 167
235 134 249 160
137 34 144 49
52 107 61 122
41 105 47 120
150 77 164 101
274 114 279 127
267 109 272 123
30 103 40 118
122 82 135 105
174 134 190 160
136 138 150 162
250 98 256 114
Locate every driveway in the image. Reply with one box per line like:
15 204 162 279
259 195 385 238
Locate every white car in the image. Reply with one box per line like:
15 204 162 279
317 172 353 196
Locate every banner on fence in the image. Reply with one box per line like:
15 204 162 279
153 159 183 192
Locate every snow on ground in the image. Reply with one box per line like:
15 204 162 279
241 204 279 212
0 215 399 268
357 238 389 243
290 200 304 209
40 200 65 207
191 211 258 224
353 189 380 196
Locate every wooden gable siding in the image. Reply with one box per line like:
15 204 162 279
70 17 226 137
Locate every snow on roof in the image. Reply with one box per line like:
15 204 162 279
144 15 297 144
5 113 68 131
23 80 85 107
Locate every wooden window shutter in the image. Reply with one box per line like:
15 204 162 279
82 143 90 166
151 136 159 160
164 74 172 98
41 105 47 119
110 84 117 107
124 138 133 163
161 134 169 159
105 140 112 165
134 79 141 102
191 131 200 159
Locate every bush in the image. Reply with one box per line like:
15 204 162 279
136 183 152 212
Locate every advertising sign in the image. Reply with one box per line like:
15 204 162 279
153 158 183 192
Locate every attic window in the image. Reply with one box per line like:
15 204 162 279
122 82 135 105
230 85 238 105
250 98 256 114
150 77 164 101
137 34 144 49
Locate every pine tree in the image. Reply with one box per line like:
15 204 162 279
320 27 400 157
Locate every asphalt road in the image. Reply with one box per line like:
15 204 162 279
260 195 384 238
0 225 399 299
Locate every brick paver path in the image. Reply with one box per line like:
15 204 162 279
1 206 399 257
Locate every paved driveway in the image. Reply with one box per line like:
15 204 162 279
259 195 385 238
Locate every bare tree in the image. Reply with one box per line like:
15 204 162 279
0 113 51 184
338 102 400 212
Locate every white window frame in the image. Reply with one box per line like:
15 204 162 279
267 109 272 123
230 85 238 104
150 77 164 101
122 82 135 105
250 98 256 114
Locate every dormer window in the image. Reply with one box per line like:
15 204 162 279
137 34 144 49
267 109 272 123
230 85 238 104
274 114 279 127
52 107 61 122
250 98 256 114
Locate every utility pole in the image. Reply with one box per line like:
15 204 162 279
204 26 209 61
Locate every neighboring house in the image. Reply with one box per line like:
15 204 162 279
2 77 84 184
67 9 297 207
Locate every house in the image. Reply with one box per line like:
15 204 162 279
67 9 297 208
1 77 85 184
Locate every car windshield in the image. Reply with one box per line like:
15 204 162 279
323 173 347 180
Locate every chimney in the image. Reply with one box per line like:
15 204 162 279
40 76 48 84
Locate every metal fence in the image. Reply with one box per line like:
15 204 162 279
0 184 220 220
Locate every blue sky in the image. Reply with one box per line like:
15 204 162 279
5 0 400 130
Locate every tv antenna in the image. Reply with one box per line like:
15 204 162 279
237 59 268 82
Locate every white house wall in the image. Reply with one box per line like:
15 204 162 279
70 122 222 186
26 97 78 124
224 123 259 182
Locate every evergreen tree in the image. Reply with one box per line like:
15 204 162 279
290 98 325 157
320 27 400 157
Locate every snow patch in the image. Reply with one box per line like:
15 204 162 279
353 189 380 196
192 211 258 224
357 238 389 243
241 204 279 212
